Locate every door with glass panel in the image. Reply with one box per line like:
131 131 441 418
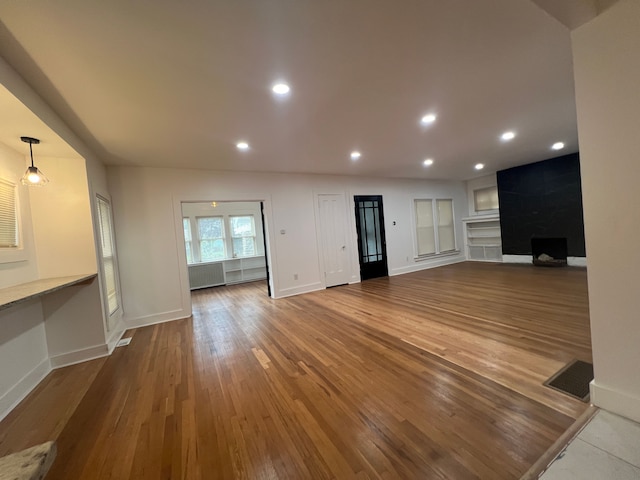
354 195 388 281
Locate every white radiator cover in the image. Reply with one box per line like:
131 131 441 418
188 262 225 290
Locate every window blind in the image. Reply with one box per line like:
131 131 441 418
0 179 18 248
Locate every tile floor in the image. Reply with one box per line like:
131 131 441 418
540 409 640 479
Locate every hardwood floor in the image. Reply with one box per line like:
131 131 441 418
0 262 591 479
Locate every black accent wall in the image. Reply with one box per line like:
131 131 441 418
497 153 586 257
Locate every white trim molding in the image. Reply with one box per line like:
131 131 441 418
590 380 640 424
0 358 51 422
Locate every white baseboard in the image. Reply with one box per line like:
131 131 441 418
502 254 531 264
0 358 51 422
49 344 110 369
125 308 190 329
275 282 323 299
502 254 587 267
390 254 466 276
106 323 127 354
590 380 640 424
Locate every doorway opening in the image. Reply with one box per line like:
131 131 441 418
354 195 388 280
181 201 271 296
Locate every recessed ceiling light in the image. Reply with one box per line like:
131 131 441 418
272 82 290 95
501 131 516 141
236 141 250 150
420 113 437 125
423 158 433 166
551 142 565 150
350 151 361 160
475 163 485 170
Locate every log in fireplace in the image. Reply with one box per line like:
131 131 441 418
531 237 568 266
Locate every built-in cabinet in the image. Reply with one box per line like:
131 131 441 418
223 256 267 284
463 214 502 262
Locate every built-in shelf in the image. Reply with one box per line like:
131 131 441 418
0 274 97 312
463 214 502 262
188 256 267 290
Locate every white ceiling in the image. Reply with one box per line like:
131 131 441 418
0 1 593 180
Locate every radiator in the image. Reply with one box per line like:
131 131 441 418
188 262 225 290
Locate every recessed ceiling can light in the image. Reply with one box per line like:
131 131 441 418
272 83 290 95
501 131 516 141
475 163 485 170
423 158 433 166
551 142 565 150
236 141 250 150
420 113 437 125
350 151 361 160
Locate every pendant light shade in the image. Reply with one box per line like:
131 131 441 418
20 136 49 186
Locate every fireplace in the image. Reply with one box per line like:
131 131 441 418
531 237 568 266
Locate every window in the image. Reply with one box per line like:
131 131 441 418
96 195 121 319
230 215 256 258
437 199 455 252
197 216 225 261
474 186 499 212
0 179 18 249
183 218 193 264
414 198 456 257
415 199 435 256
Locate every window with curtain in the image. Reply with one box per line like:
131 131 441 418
197 216 225 261
96 195 120 318
0 178 18 249
414 198 456 257
415 199 436 256
183 217 193 264
230 215 256 258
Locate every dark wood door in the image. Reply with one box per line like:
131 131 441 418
354 195 388 280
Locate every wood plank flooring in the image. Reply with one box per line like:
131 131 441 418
0 262 591 479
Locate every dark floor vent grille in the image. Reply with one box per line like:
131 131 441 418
544 360 593 402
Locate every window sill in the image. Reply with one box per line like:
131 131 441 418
414 250 460 262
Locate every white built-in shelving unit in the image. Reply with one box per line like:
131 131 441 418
462 214 502 262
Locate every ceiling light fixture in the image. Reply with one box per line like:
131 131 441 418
423 158 433 166
350 151 361 160
272 83 290 95
20 136 48 186
551 142 565 150
236 141 250 151
475 163 485 170
501 131 516 141
420 113 437 125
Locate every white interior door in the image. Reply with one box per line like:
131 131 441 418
317 194 351 287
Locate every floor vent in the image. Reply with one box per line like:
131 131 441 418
116 337 132 348
544 360 593 402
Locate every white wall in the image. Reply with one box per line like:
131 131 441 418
108 166 468 327
0 301 50 419
572 0 640 422
29 156 97 278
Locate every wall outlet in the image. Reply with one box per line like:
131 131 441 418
294 273 298 280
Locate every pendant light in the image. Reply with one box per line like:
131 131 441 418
20 136 49 186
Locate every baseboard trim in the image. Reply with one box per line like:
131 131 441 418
125 308 190 329
390 255 466 276
275 282 323 299
0 358 51 422
502 254 587 267
49 344 110 369
590 380 640 424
